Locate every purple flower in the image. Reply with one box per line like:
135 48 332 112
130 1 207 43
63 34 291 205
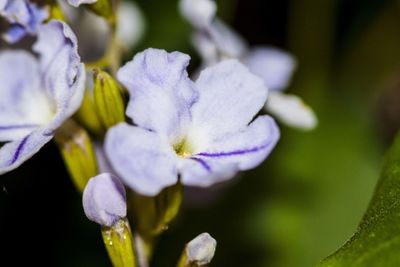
0 0 103 43
0 20 85 174
83 173 127 227
0 0 48 43
105 48 279 196
180 0 317 130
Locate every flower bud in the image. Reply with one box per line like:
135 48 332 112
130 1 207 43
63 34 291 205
93 69 125 130
75 89 104 136
83 173 126 226
55 120 99 192
178 233 217 267
83 174 137 267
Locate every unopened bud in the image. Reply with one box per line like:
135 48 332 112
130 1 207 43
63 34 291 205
83 173 126 226
178 233 217 267
93 69 125 130
83 173 137 267
55 120 99 192
75 89 104 136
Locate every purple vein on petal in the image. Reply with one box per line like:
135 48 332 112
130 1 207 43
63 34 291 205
196 140 273 158
10 135 30 164
190 157 212 172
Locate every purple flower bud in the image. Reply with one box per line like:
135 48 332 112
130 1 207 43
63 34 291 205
83 173 127 227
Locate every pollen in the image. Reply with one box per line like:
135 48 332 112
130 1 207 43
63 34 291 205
174 139 193 158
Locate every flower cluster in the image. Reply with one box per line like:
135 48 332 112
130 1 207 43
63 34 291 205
0 0 316 266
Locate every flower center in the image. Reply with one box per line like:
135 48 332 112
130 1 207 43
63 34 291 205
174 138 193 158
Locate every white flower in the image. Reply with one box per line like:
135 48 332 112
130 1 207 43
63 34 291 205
105 49 280 196
0 20 85 174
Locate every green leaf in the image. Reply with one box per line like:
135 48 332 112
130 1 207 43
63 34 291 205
318 134 400 267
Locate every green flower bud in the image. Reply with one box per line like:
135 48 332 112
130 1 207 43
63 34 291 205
93 69 125 129
75 89 104 136
55 120 99 192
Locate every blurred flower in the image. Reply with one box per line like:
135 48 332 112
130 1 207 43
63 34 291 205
105 48 279 196
180 0 317 130
0 20 85 174
179 0 216 29
116 1 145 50
0 0 49 43
62 0 145 61
0 0 89 43
83 173 126 227
243 48 317 130
67 0 98 7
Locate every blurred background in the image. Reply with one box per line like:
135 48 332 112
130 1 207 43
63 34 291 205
1 0 400 266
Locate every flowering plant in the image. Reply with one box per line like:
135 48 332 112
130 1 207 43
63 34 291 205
1 0 399 267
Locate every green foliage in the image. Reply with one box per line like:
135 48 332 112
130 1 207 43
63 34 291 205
318 134 400 267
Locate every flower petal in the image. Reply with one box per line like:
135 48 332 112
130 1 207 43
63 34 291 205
67 0 97 7
2 25 27 43
117 48 198 140
179 0 217 29
208 19 248 59
179 157 237 187
265 92 317 130
0 51 53 141
191 59 268 139
33 20 86 130
105 123 179 196
242 47 297 91
192 32 219 66
0 128 53 174
181 115 279 187
0 0 48 43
